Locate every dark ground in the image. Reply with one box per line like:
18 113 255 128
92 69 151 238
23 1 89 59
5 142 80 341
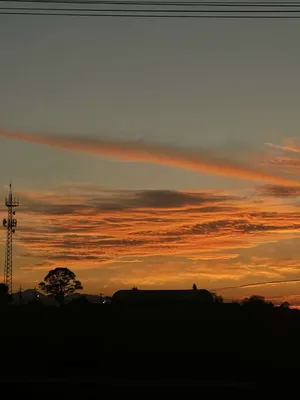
0 302 298 392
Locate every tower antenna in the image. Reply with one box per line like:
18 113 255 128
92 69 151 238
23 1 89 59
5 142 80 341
2 183 19 295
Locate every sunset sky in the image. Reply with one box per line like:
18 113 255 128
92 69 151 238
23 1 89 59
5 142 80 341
1 14 300 304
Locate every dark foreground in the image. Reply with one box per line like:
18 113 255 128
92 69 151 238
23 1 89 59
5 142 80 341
0 302 299 392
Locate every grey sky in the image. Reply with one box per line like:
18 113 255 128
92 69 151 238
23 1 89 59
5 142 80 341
0 14 300 191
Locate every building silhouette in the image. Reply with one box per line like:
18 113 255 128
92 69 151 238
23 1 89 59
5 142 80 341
112 288 214 312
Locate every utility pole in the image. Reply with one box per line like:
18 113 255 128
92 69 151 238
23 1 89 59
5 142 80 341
2 183 19 295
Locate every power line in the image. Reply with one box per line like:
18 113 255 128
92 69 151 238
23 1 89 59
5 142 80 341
2 0 300 17
2 7 300 12
2 0 300 5
1 11 300 17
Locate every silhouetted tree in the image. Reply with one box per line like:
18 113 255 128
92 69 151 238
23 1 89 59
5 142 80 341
242 295 274 310
0 283 10 306
192 283 197 290
212 293 223 303
132 286 138 292
242 295 266 305
280 301 290 309
38 268 83 305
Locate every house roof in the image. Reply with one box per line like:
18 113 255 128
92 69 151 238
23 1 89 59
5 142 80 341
112 289 213 303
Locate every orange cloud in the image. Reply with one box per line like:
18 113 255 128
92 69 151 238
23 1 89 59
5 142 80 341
256 184 300 197
6 186 299 286
3 183 300 303
1 130 300 186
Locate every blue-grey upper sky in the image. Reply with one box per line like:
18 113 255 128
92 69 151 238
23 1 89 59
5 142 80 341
1 15 300 191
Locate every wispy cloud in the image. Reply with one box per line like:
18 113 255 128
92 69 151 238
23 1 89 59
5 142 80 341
265 138 300 154
9 185 300 291
1 130 300 186
268 157 300 167
214 279 300 291
3 183 300 306
2 131 300 301
256 184 300 197
262 138 300 184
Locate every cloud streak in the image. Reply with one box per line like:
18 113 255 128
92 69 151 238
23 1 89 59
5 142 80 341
265 138 300 154
1 130 300 186
6 184 300 304
264 139 300 179
214 279 300 292
13 187 300 273
256 184 300 197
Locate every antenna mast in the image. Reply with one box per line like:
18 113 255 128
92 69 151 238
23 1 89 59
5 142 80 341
3 183 19 295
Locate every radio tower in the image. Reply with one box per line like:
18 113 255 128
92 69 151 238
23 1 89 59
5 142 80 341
2 183 19 295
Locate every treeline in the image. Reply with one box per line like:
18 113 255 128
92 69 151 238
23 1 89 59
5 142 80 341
0 269 299 386
0 292 299 386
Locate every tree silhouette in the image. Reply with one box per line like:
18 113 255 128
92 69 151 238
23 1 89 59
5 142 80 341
192 283 197 290
38 268 83 305
280 301 290 309
212 293 223 303
242 295 273 310
242 295 266 305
